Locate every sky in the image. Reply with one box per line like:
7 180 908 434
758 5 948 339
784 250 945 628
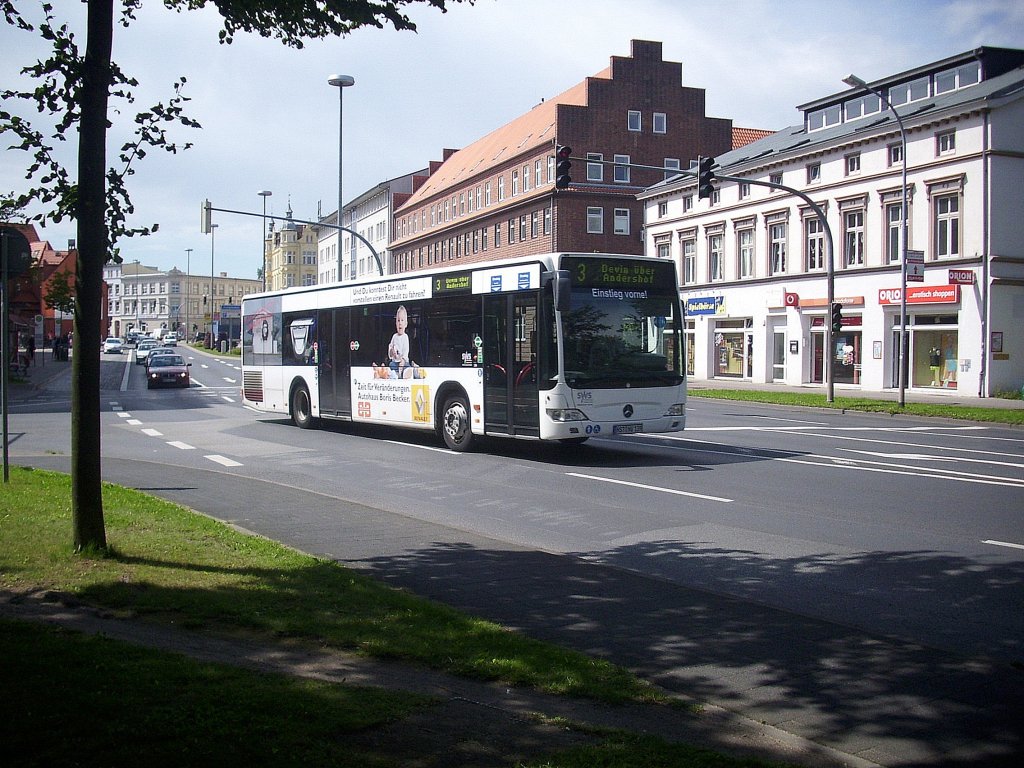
3 0 1023 280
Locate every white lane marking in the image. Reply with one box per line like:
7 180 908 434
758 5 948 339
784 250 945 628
383 440 461 454
223 377 236 384
778 455 1024 488
141 428 163 437
116 412 131 418
205 454 242 467
566 472 732 503
982 539 1024 551
167 441 195 450
221 396 235 403
126 419 142 426
842 448 1024 470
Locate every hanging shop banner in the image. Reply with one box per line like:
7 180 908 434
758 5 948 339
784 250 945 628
878 284 960 305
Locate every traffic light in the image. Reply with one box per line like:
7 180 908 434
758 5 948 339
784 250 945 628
555 145 572 189
697 156 715 199
831 302 843 334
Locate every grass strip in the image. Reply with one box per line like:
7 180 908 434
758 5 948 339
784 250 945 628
0 617 429 767
0 466 663 705
689 388 1024 425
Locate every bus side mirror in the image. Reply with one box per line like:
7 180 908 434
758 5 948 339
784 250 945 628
552 270 570 313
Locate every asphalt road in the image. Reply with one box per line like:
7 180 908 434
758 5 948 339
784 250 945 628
6 351 1024 765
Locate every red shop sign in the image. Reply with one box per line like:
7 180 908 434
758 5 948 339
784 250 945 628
878 284 960 305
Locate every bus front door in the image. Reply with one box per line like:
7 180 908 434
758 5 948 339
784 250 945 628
483 294 539 437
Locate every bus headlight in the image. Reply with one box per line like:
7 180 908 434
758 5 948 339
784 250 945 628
663 403 686 416
547 408 588 422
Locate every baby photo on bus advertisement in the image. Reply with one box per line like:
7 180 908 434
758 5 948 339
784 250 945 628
373 304 425 379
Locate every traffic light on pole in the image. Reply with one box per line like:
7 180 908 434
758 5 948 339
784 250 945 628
831 302 843 334
555 145 573 189
697 156 715 199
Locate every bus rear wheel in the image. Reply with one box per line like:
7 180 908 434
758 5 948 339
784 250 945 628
290 384 314 429
440 395 473 452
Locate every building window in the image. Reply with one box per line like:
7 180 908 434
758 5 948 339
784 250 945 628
494 223 501 248
485 181 491 206
682 238 696 284
805 217 824 271
511 170 519 196
535 160 542 188
888 143 903 166
587 207 603 234
888 76 929 107
664 158 680 181
498 176 505 201
544 207 551 235
845 93 881 121
614 154 630 183
627 110 641 131
769 222 787 275
806 162 821 184
547 156 555 184
710 189 721 205
936 130 956 156
708 233 724 281
935 61 980 94
845 152 861 176
739 182 751 199
657 201 668 218
519 215 527 241
769 172 783 186
844 209 865 266
653 112 667 133
522 164 530 192
807 104 841 131
508 218 516 244
683 195 694 212
655 237 671 259
531 211 539 238
934 193 960 259
481 227 488 251
885 202 903 263
737 229 754 279
587 153 603 182
614 208 630 235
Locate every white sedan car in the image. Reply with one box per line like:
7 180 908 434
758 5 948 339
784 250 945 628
102 337 123 354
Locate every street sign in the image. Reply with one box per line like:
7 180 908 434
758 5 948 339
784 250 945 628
949 269 975 285
906 249 924 283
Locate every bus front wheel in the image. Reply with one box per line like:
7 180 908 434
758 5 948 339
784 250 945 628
440 395 473 452
291 385 314 429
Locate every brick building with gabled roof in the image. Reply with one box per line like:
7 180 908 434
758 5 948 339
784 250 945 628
389 40 739 273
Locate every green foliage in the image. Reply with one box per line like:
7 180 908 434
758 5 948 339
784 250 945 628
1 619 432 767
1 467 665 705
42 268 76 314
688 388 1024 425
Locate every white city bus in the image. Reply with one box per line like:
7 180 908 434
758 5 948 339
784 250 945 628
240 253 685 451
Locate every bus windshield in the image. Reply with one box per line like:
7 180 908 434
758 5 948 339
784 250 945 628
559 256 683 389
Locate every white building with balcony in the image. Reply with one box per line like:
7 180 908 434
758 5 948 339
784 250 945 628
640 47 1024 398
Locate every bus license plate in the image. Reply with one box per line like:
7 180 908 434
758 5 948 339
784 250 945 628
613 423 643 435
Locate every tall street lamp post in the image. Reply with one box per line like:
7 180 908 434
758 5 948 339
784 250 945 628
184 248 192 340
844 74 909 406
328 74 354 278
258 190 272 291
208 223 218 347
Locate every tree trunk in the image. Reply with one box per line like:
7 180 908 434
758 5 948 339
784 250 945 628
72 0 113 552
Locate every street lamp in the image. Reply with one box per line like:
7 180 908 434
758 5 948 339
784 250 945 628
328 73 355 279
258 190 272 291
184 248 192 341
843 73 909 406
208 223 218 348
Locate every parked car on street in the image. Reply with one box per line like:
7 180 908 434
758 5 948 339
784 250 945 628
146 353 191 389
102 337 123 354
